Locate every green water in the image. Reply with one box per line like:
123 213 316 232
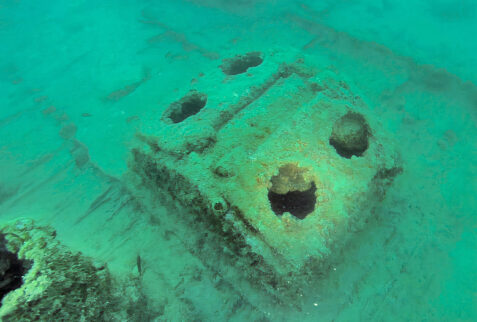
0 0 476 320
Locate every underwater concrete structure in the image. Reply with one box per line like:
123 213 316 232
129 54 402 293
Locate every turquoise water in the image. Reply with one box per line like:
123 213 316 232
0 0 476 320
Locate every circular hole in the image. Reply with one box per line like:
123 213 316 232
267 164 316 220
329 112 370 158
211 198 228 216
162 91 207 124
220 52 263 76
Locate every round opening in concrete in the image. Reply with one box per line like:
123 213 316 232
267 164 316 220
329 112 370 158
0 235 31 303
220 52 263 75
162 90 207 124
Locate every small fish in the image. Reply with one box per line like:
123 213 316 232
42 106 56 115
126 115 139 123
136 254 143 276
105 68 151 102
34 95 48 103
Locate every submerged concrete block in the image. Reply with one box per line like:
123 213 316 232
129 56 402 290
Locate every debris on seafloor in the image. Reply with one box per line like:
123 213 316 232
0 219 152 321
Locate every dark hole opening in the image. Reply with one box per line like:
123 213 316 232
268 182 317 220
220 52 263 76
169 94 207 124
329 136 368 159
329 112 370 159
0 235 31 304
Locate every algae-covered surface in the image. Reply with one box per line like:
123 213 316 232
0 1 476 321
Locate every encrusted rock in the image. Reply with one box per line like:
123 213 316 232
0 219 151 321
